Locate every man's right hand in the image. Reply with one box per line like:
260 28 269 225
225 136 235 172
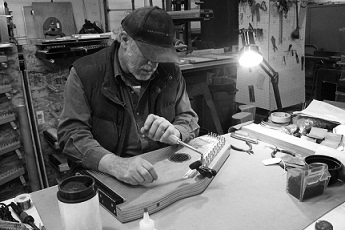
98 154 158 185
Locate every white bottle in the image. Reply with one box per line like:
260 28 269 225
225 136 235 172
139 208 155 230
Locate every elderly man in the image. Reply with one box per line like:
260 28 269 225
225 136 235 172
58 6 199 185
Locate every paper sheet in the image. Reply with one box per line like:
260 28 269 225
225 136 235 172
294 100 345 124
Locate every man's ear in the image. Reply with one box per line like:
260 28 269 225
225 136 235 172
119 32 130 48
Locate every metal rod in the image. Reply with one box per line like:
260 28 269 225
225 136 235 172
260 58 283 111
177 140 204 156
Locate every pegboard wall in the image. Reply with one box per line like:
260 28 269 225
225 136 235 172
236 0 306 110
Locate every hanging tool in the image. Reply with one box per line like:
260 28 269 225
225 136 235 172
301 0 308 8
279 11 283 44
301 56 304 70
288 44 292 55
260 1 267 11
271 36 278 52
276 0 289 18
291 0 300 39
9 202 40 230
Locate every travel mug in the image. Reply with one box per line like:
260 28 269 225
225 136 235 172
57 175 102 230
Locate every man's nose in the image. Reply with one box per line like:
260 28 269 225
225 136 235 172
148 60 158 68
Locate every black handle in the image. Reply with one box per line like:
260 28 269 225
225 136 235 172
10 202 35 224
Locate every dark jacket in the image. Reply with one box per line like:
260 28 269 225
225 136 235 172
57 41 199 170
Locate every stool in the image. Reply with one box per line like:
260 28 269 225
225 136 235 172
231 112 253 126
238 104 256 119
187 83 224 134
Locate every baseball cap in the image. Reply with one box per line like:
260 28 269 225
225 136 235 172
121 6 180 64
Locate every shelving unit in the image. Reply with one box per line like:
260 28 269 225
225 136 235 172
165 1 213 49
35 36 110 62
0 44 26 188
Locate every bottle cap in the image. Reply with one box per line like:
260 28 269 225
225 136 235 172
57 175 97 203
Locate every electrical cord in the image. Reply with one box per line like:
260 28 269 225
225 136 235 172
0 203 18 222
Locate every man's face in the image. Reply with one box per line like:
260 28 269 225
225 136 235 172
123 38 158 81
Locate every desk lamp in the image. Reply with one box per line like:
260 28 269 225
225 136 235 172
239 29 283 111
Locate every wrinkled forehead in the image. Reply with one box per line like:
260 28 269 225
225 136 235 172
127 37 149 59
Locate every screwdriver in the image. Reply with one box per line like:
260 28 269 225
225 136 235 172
168 134 204 156
9 202 40 230
140 116 204 156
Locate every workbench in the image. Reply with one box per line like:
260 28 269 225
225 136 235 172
29 132 345 230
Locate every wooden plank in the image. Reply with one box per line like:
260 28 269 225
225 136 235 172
32 2 77 39
241 123 320 157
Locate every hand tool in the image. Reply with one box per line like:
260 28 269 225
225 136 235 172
271 36 278 52
230 141 254 155
279 11 283 44
189 160 217 178
228 120 254 133
268 146 296 158
288 44 292 55
9 202 40 230
0 220 30 230
141 115 203 156
168 134 204 156
230 132 258 144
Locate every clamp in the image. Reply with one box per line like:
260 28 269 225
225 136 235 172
189 160 217 178
269 146 296 158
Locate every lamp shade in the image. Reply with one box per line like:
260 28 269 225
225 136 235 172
238 45 263 67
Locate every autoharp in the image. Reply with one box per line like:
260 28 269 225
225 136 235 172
80 133 231 223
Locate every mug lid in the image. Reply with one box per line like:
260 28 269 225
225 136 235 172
57 175 97 203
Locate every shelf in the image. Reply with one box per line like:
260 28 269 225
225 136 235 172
0 43 26 189
35 36 110 61
0 43 14 49
168 9 214 21
36 46 107 60
0 123 20 156
0 112 15 125
0 84 12 94
0 94 15 125
0 138 20 156
0 155 25 186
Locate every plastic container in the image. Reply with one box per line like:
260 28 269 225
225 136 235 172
139 208 156 230
286 163 331 201
57 175 102 230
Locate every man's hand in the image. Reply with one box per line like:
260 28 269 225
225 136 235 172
98 154 158 185
141 114 181 145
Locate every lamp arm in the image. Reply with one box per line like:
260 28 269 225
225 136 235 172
259 58 283 111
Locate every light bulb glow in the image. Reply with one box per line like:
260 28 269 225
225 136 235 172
239 49 263 67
